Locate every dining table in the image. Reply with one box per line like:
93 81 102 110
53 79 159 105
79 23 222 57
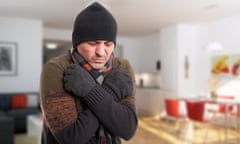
175 95 239 143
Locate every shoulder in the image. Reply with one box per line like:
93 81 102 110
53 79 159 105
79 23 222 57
113 57 135 81
46 54 69 68
40 54 70 94
113 57 129 67
43 54 71 73
42 54 70 77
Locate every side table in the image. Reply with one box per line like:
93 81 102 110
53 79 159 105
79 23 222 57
27 114 42 144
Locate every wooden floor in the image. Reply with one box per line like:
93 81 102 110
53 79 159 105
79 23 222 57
122 116 240 144
15 116 240 144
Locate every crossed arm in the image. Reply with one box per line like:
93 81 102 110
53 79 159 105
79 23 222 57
40 62 137 144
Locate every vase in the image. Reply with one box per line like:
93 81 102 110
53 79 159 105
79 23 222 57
210 90 217 100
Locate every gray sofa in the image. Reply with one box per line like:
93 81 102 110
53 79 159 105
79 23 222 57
0 111 14 144
0 93 41 134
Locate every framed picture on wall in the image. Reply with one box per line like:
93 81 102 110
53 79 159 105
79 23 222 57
211 55 230 78
0 42 17 76
230 54 240 77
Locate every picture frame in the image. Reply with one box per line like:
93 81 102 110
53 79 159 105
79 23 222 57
230 54 240 77
0 42 17 76
211 54 240 78
211 55 230 78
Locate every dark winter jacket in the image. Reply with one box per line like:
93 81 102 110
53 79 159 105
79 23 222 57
39 54 137 144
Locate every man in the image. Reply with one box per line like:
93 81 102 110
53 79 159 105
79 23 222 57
39 2 138 144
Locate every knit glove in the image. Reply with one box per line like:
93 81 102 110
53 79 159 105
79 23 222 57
63 64 96 98
102 68 133 101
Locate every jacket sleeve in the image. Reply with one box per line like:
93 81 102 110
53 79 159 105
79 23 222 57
40 61 99 144
82 58 138 140
82 84 137 140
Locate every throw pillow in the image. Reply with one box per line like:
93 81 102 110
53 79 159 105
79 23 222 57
0 94 12 110
11 94 27 109
27 93 39 108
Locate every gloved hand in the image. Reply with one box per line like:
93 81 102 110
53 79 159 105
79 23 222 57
63 64 96 98
102 68 133 101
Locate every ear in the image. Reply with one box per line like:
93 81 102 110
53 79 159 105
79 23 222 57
76 46 81 53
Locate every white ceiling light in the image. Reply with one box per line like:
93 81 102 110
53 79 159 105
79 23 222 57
205 42 223 52
46 43 58 50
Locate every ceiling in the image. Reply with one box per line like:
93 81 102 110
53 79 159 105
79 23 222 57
1 0 240 44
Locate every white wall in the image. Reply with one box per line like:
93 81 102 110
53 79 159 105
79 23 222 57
177 24 198 97
117 36 139 72
44 28 71 41
155 16 240 99
195 16 240 95
136 34 161 72
118 33 161 73
159 26 178 97
0 17 43 92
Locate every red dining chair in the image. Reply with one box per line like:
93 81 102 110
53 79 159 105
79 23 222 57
206 96 234 127
224 103 240 144
206 95 235 142
164 98 187 137
230 103 240 130
185 100 210 143
186 100 205 121
215 95 234 114
234 104 240 143
165 98 182 118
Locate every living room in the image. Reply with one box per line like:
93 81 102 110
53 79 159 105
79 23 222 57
1 0 240 144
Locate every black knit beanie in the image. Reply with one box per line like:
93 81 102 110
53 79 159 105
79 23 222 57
72 2 117 48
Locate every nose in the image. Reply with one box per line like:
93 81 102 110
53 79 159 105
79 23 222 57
95 43 105 56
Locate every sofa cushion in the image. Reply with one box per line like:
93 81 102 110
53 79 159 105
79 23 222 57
11 94 27 109
0 94 11 111
0 115 14 144
0 110 6 117
27 93 39 108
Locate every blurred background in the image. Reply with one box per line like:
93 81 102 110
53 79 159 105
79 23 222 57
1 0 240 143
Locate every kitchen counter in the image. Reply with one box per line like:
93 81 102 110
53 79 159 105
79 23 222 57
135 88 165 117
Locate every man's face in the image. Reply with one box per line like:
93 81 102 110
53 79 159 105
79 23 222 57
76 40 115 69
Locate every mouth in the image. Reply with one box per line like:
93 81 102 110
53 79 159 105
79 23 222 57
93 58 105 64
